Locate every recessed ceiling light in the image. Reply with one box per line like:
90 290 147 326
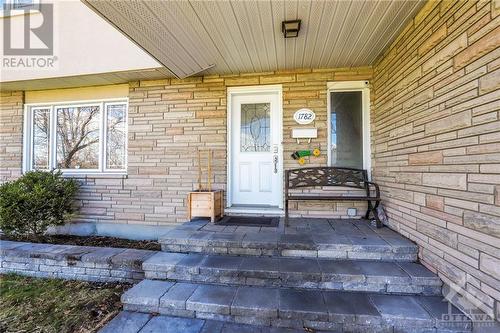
282 20 301 38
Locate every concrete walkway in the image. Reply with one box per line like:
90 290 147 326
99 311 333 333
142 251 442 294
96 218 475 332
159 218 418 261
119 280 472 332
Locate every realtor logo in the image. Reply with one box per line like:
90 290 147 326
3 2 53 55
2 1 57 69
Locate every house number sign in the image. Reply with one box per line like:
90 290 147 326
293 108 315 125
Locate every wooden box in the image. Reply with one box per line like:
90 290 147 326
187 190 224 222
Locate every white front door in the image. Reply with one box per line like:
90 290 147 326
229 89 282 208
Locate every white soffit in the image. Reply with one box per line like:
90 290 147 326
83 0 426 78
0 68 170 91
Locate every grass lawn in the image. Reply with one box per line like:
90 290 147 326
0 274 130 333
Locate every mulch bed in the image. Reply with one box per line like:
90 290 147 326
1 234 161 251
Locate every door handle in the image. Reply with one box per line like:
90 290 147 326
273 155 278 174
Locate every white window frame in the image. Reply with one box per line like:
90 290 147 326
327 81 371 178
23 98 128 176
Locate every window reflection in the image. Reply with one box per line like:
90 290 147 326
106 104 126 169
56 105 100 169
32 108 50 169
330 91 363 168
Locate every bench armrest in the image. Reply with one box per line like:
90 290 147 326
365 181 380 199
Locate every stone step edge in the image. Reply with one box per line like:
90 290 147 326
142 253 442 295
121 280 472 332
159 233 418 254
144 272 442 296
0 240 155 283
161 244 418 261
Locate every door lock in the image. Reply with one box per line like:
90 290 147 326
273 155 278 174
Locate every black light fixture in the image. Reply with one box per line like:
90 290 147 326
282 20 301 38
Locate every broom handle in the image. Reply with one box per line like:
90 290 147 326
197 149 202 191
207 149 212 191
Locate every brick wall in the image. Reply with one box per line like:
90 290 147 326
0 68 372 233
372 0 500 321
2 2 497 322
123 67 373 225
0 91 23 182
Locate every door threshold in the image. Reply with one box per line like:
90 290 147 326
225 206 284 217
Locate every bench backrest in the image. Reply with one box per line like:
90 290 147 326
286 167 368 191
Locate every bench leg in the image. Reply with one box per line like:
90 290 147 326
365 201 373 220
372 201 382 228
365 200 383 228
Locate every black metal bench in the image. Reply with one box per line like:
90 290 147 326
285 167 382 228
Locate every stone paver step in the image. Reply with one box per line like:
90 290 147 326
143 252 442 295
159 219 418 261
99 311 324 333
121 280 472 332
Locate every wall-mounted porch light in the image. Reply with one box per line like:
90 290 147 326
282 20 301 38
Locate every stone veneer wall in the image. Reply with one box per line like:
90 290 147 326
371 0 500 321
0 240 155 282
0 91 24 182
0 0 499 323
120 67 373 224
0 68 372 236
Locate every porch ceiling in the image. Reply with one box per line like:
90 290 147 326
83 0 425 79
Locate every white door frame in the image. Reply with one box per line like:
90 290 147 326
326 81 372 179
226 84 283 209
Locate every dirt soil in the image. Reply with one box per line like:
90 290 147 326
1 234 161 251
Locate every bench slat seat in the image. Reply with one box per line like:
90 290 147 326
285 167 382 228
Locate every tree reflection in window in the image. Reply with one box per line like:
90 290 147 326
240 103 270 152
330 112 337 165
32 108 50 169
106 104 126 169
56 105 100 169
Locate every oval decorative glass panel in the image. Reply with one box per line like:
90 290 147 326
240 103 270 152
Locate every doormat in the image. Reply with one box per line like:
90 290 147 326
216 216 280 227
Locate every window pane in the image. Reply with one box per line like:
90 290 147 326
5 0 35 10
56 105 100 169
240 103 270 152
106 104 126 169
330 91 363 168
32 108 50 169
